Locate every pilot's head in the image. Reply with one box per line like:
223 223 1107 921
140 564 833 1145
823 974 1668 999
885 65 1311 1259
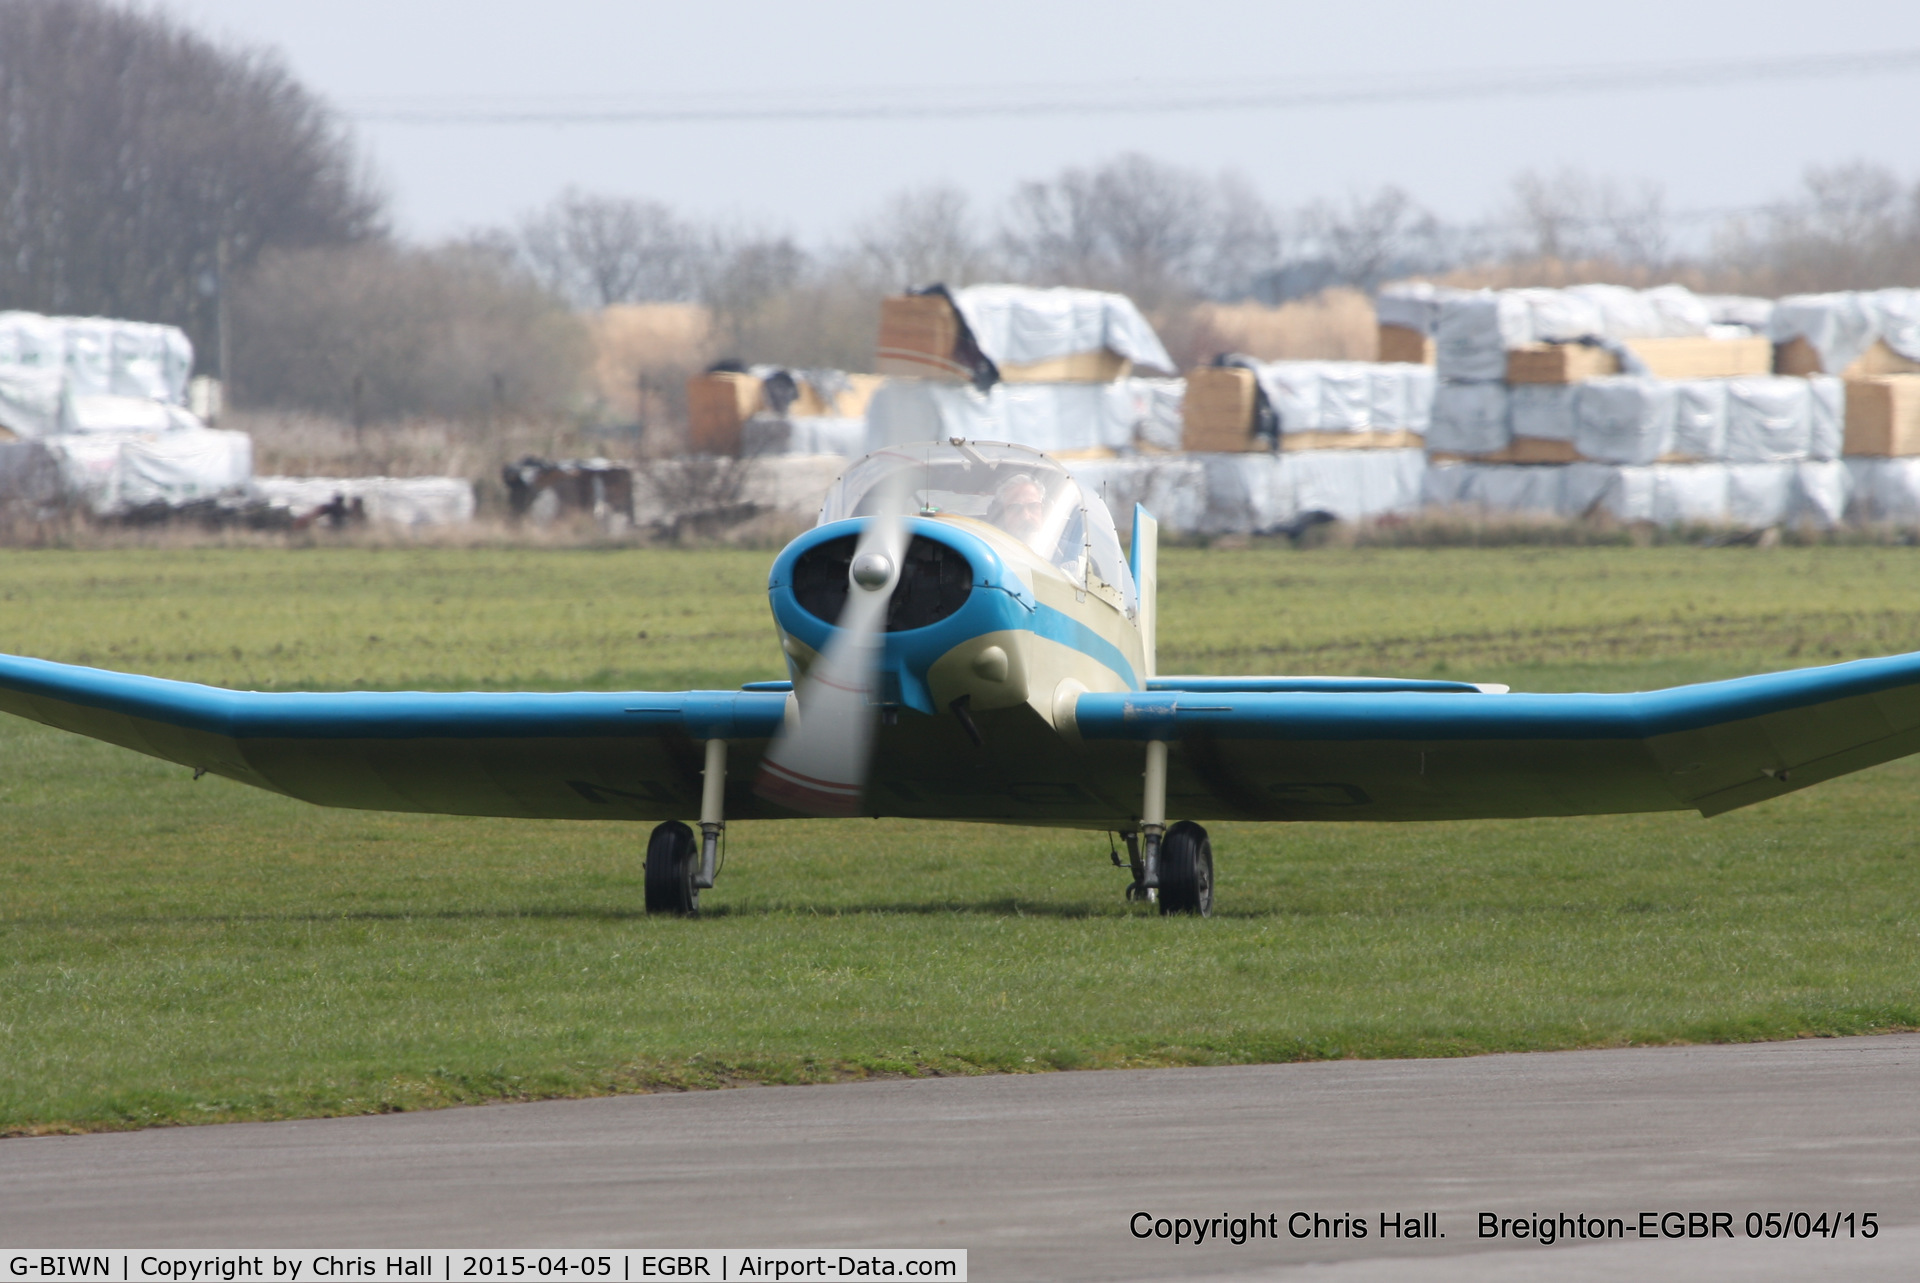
989 474 1047 543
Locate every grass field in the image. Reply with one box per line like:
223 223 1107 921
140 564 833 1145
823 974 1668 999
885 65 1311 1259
4 544 1920 1135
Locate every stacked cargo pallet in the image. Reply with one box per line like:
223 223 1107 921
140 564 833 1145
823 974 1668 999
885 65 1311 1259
1766 292 1920 522
866 284 1182 457
1173 349 1433 531
685 365 883 457
1398 282 1920 528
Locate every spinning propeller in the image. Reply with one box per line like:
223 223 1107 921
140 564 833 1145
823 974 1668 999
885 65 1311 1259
754 475 913 816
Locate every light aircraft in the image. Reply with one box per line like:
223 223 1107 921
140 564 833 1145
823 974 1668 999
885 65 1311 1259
3 438 1920 918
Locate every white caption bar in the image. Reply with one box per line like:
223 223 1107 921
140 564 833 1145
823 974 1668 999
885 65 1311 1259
3 1253 966 1283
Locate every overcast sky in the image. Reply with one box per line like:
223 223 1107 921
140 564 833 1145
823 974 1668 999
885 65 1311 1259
172 0 1920 246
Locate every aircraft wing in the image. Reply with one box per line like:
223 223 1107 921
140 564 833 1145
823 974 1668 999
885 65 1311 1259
0 653 787 821
1080 652 1920 821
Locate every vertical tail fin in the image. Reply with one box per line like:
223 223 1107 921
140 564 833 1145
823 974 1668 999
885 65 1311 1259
1130 505 1158 682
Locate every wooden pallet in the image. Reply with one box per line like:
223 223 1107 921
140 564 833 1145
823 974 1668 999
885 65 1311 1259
1428 436 1581 464
876 294 969 380
1279 430 1424 452
1507 336 1773 383
1626 336 1772 379
999 349 1131 383
1505 344 1619 384
1844 376 1920 456
1377 324 1434 365
686 372 762 455
1777 337 1920 378
1181 366 1261 451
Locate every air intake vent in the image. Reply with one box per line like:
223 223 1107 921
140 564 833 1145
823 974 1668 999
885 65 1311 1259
793 534 973 631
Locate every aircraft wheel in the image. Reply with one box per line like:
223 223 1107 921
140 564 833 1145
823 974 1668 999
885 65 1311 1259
645 820 700 916
1157 821 1212 917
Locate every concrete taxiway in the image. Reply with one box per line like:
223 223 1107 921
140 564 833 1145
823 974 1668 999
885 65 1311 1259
5 1034 1920 1280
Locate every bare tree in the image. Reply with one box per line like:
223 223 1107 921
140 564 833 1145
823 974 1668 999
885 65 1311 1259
1714 162 1920 293
1299 186 1443 292
1503 168 1671 269
0 0 382 370
852 185 989 290
693 230 809 355
518 188 694 308
999 153 1277 305
230 242 587 423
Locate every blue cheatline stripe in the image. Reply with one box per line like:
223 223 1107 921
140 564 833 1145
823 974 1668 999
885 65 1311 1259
1030 602 1139 689
1077 649 1920 743
0 653 789 742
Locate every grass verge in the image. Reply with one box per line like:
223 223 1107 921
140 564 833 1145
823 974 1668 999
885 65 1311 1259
3 543 1920 1134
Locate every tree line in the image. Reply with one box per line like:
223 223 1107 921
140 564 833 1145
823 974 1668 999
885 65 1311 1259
3 0 1917 428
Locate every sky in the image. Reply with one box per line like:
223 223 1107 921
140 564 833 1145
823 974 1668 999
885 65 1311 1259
171 0 1920 247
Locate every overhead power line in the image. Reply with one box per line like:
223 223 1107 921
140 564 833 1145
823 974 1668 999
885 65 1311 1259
346 47 1920 127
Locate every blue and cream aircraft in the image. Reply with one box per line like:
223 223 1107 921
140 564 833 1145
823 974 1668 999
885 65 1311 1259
4 437 1920 917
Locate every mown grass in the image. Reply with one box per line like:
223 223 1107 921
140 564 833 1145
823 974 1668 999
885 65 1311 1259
3 544 1920 1134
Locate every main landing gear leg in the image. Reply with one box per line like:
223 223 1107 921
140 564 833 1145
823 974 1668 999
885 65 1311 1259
1126 740 1213 916
697 737 726 890
1127 740 1168 904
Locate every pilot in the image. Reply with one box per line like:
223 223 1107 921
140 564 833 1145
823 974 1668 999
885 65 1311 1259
988 474 1048 545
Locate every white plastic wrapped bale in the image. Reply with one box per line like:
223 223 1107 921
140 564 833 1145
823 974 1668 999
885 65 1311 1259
1771 290 1920 373
1516 287 1607 343
1374 282 1460 336
1278 449 1425 525
1574 462 1846 529
1190 450 1425 534
1563 283 1711 339
48 429 251 515
1065 457 1209 533
999 383 1143 454
0 367 71 438
866 378 1157 456
1130 377 1185 452
1234 360 1432 435
251 476 476 527
0 311 67 371
1422 462 1567 517
1699 294 1775 333
1573 378 1676 466
949 285 1176 375
865 381 999 450
741 415 868 457
58 318 193 403
1791 460 1851 528
1435 292 1533 382
1845 458 1920 523
1427 381 1509 455
1721 377 1841 463
1578 464 1728 525
1670 382 1729 460
1384 364 1435 433
68 394 206 434
1508 385 1578 443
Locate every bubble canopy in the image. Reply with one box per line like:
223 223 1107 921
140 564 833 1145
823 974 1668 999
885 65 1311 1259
817 439 1136 614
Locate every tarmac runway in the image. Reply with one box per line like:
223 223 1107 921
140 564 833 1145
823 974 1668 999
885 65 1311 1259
6 1034 1920 1281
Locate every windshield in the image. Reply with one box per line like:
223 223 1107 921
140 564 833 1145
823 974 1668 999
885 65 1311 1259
818 439 1136 613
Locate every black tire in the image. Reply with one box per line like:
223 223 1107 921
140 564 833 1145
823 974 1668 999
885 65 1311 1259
1157 821 1213 917
645 820 699 915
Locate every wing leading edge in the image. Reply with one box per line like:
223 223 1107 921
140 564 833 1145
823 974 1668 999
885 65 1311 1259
1078 651 1920 820
0 652 788 821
